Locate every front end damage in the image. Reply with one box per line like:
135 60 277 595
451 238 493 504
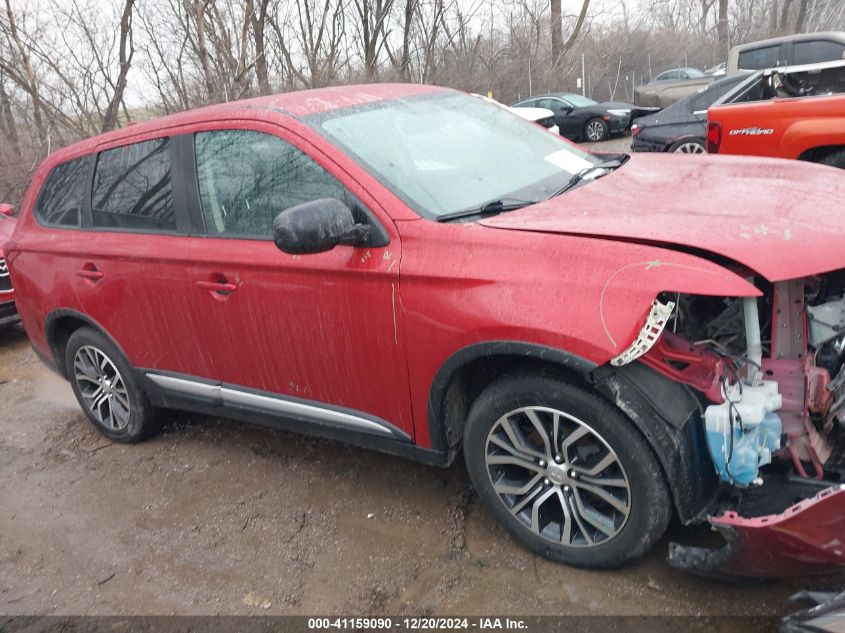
608 272 845 579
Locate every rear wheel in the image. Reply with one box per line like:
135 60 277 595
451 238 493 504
668 139 706 154
65 327 161 443
818 149 845 169
463 373 671 568
584 118 609 142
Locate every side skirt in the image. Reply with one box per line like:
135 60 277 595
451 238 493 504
139 369 453 468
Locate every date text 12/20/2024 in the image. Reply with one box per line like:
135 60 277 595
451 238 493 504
307 618 528 630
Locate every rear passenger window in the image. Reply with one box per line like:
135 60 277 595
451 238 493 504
92 138 175 232
793 40 845 66
34 157 88 227
194 130 350 238
691 77 743 111
738 45 782 70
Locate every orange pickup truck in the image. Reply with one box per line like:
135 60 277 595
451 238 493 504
706 60 845 168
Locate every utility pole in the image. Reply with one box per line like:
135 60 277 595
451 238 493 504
581 53 586 96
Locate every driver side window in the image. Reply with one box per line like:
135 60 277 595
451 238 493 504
194 130 353 238
537 98 562 111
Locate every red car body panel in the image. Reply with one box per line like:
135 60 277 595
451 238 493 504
671 485 845 578
712 485 845 576
481 153 845 282
5 84 845 576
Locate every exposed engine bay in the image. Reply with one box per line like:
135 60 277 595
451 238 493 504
613 271 845 577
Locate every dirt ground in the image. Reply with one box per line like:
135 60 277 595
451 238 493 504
1 323 837 620
581 134 634 154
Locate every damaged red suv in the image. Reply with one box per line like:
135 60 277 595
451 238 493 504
5 85 845 577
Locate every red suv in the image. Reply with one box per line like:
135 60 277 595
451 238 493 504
5 84 845 577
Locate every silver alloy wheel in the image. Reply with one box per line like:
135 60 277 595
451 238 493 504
673 141 705 153
73 345 131 431
585 120 606 141
485 406 631 547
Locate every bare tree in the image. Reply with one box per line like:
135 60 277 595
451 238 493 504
102 0 135 132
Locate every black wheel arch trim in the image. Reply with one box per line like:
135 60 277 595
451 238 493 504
44 308 132 379
427 341 597 454
592 362 719 524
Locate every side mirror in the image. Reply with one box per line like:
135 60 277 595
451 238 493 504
559 105 573 115
0 204 14 217
272 198 370 255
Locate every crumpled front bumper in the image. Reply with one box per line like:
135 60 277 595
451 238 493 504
669 485 845 579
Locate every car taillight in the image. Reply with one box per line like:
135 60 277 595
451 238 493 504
631 124 641 137
706 121 721 153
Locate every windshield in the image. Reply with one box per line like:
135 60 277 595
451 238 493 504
560 94 597 107
309 92 600 220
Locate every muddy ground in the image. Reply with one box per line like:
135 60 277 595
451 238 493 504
1 323 839 621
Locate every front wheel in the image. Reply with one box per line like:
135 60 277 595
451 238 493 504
463 373 671 568
584 118 609 142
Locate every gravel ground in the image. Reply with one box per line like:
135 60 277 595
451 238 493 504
580 133 635 154
1 323 836 621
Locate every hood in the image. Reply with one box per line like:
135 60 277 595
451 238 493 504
510 106 554 122
480 153 845 282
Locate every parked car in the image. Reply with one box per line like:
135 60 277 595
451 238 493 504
726 31 845 75
472 94 559 135
633 67 714 109
0 204 18 329
509 106 559 135
652 67 708 82
511 93 634 141
631 73 749 153
705 61 726 76
6 84 845 577
707 60 845 167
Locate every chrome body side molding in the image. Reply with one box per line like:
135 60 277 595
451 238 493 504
145 371 409 441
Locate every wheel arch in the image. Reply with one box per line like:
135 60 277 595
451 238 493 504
797 144 845 164
45 309 128 379
427 341 597 455
428 341 716 523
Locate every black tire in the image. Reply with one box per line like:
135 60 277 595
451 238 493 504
667 138 706 154
65 327 161 443
463 372 671 569
583 118 609 142
818 149 845 169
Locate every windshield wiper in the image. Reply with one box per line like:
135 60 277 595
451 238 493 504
550 156 629 198
436 198 538 223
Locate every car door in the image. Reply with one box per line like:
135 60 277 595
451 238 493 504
182 126 414 436
37 136 208 378
538 98 575 135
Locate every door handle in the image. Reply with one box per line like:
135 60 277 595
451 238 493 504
195 280 238 293
76 266 103 281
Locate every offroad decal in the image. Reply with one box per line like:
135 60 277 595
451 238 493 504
728 126 774 136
